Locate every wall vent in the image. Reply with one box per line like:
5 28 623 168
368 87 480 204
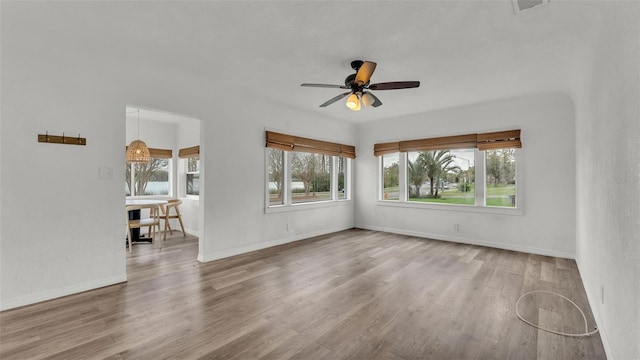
512 0 548 13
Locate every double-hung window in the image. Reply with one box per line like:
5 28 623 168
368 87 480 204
265 131 355 210
375 130 521 209
179 146 200 197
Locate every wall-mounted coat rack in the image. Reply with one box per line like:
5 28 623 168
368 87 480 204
38 132 86 146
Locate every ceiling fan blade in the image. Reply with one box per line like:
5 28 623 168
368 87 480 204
368 81 420 90
301 83 349 89
319 92 351 107
355 61 377 86
363 91 383 107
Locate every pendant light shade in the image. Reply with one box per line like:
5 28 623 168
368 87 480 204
126 140 151 163
345 93 359 109
126 109 151 163
361 92 375 107
346 93 361 111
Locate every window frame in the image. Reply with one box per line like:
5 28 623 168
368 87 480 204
265 148 352 213
378 148 522 215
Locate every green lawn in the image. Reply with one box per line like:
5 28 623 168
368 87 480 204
409 184 515 207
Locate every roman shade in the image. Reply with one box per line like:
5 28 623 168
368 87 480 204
399 134 478 152
373 142 400 156
476 130 522 150
178 145 200 158
374 129 521 155
266 131 356 159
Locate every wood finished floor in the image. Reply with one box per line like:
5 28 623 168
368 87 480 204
0 229 606 360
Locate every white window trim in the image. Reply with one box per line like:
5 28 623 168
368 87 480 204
265 149 353 214
377 148 522 215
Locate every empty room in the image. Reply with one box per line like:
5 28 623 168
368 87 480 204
0 1 638 359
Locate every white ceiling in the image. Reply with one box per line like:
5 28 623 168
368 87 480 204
29 1 604 124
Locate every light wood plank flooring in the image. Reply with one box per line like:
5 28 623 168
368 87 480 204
0 229 606 359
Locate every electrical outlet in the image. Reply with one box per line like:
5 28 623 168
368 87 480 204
601 285 604 304
454 224 460 231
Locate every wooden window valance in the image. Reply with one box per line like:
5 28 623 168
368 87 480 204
476 130 521 150
266 131 356 159
374 129 521 156
374 142 400 156
178 145 200 158
125 147 172 159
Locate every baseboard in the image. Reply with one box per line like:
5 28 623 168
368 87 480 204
0 273 127 312
355 224 575 259
575 258 613 360
198 225 353 263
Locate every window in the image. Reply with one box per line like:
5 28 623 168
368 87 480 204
179 145 200 197
485 149 516 207
265 131 355 210
186 157 200 196
291 152 332 204
337 156 348 200
375 130 521 210
126 158 171 196
268 148 284 206
407 149 475 205
381 153 399 200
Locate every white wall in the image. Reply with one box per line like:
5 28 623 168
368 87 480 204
355 93 576 258
176 119 200 235
574 3 640 359
0 2 356 310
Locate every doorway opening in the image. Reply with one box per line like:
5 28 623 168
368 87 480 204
125 105 203 268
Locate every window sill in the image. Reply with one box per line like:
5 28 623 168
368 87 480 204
266 199 352 214
376 200 523 216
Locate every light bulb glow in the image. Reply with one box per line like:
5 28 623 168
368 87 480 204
346 93 359 109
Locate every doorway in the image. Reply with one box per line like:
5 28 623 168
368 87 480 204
125 105 202 266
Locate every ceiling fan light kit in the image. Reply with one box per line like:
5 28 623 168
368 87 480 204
301 60 420 111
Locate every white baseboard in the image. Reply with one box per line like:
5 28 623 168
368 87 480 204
197 225 352 263
575 258 613 360
0 274 127 311
355 224 575 259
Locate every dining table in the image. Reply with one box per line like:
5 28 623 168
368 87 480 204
126 199 168 243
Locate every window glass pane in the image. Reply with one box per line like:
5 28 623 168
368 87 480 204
407 149 475 205
268 148 284 206
337 156 347 200
133 158 170 195
187 173 199 195
382 153 399 200
125 164 131 196
291 152 332 204
187 157 199 172
485 149 516 207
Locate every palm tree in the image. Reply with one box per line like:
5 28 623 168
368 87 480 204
407 157 427 197
418 150 461 196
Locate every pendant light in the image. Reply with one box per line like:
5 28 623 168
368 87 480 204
126 109 151 163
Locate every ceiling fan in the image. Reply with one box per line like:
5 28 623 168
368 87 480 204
301 60 420 111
